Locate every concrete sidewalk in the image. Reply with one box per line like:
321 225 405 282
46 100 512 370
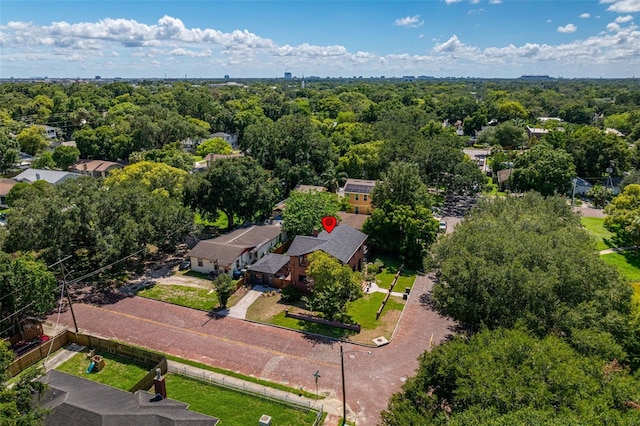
225 285 271 319
166 360 353 424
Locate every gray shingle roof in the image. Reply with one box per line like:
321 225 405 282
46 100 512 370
344 178 376 194
39 370 219 425
14 168 81 185
287 225 367 264
247 253 290 274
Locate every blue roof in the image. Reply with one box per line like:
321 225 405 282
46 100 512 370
13 168 81 184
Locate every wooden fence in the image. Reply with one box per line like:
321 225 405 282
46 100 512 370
9 330 165 380
8 323 44 346
376 264 404 319
129 357 168 393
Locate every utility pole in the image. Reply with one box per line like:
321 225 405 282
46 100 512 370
59 262 78 333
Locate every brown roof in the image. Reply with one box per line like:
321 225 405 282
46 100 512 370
189 224 283 266
0 178 17 196
337 212 368 230
497 168 513 184
71 160 122 173
204 153 243 162
294 185 326 193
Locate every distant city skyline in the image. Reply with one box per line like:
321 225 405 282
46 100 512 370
1 1 639 79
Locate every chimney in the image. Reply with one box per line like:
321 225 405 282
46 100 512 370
153 368 167 399
312 229 318 237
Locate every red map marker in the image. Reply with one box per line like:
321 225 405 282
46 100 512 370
321 216 337 233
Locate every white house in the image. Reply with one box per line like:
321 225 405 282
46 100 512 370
189 224 286 276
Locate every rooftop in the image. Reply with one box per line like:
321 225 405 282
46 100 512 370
247 253 290 275
287 224 367 264
13 168 81 185
344 178 376 195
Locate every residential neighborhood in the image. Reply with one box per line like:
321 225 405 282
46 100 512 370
2 71 640 426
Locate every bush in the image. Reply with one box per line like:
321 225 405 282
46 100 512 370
281 285 303 302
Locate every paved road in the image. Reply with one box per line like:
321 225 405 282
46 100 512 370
47 274 454 425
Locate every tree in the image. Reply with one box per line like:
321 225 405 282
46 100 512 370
371 162 431 210
5 180 52 207
52 145 80 170
0 340 47 425
605 184 640 246
478 121 527 149
281 191 341 237
363 205 438 268
31 151 56 170
511 143 576 196
0 130 20 172
626 215 640 256
17 126 48 155
183 157 278 230
565 126 631 178
0 251 58 337
105 161 188 198
381 328 640 425
302 251 362 322
196 137 233 157
134 144 194 171
431 193 632 336
320 167 348 193
586 184 613 208
213 274 235 308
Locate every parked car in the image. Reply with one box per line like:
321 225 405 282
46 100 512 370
179 260 191 270
439 221 447 233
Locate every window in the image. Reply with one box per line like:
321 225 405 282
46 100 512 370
355 194 359 201
255 273 262 280
363 194 368 202
197 258 203 267
355 206 359 214
299 275 307 283
298 255 305 266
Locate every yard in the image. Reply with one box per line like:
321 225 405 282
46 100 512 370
246 290 405 345
56 350 320 426
137 284 218 311
165 374 320 426
581 216 617 251
601 251 640 282
56 349 153 391
372 256 417 291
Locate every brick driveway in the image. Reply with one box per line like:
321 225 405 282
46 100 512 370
47 274 454 425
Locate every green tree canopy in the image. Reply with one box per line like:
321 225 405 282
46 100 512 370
381 328 640 426
511 143 576 196
371 162 431 210
281 190 341 237
303 251 362 322
31 151 56 170
52 145 80 170
432 193 632 338
17 126 49 155
105 160 188 198
183 157 278 230
195 137 233 157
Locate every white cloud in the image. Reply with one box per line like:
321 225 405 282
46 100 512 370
557 23 578 33
393 15 424 28
616 14 635 22
468 8 485 15
489 0 503 4
169 48 211 57
470 0 481 4
445 0 463 4
419 34 424 38
607 22 621 31
580 13 591 18
547 19 553 23
601 0 640 12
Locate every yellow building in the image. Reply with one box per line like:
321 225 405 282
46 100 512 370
343 178 376 215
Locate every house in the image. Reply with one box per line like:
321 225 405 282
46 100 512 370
204 152 243 168
0 178 17 208
572 177 593 195
496 168 513 190
70 160 123 177
272 185 326 219
189 224 285 276
246 253 291 288
605 128 625 137
287 224 367 290
180 136 204 153
342 178 376 215
39 125 59 140
17 152 33 170
210 132 238 149
38 370 219 425
526 126 549 139
13 168 81 185
538 117 563 123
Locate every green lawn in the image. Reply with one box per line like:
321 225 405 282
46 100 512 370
581 216 616 251
195 212 242 231
348 292 405 330
269 311 353 339
56 350 152 391
373 256 417 291
164 374 320 426
601 252 640 282
137 284 218 311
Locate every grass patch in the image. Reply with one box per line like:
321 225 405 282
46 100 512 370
164 374 320 426
601 252 640 282
56 350 151 391
137 284 218 311
373 256 417 291
348 292 404 330
180 269 211 280
582 216 616 251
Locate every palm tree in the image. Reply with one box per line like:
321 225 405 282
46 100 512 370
321 167 348 193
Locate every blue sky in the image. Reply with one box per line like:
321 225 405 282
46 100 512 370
1 0 639 78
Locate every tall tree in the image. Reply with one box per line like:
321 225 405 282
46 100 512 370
183 157 278 229
371 162 431 210
303 251 362 322
52 145 80 170
281 191 341 237
105 161 188 198
431 193 632 336
17 126 48 155
511 143 576 196
195 137 233 157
